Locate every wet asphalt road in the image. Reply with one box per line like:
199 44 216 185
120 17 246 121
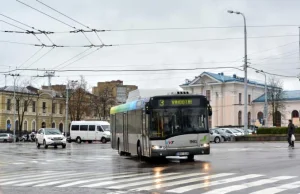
0 141 299 194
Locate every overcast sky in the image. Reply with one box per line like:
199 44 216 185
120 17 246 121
1 0 300 91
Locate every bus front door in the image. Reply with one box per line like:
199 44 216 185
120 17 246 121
142 112 149 157
123 113 129 152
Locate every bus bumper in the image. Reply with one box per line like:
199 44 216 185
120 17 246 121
151 146 210 157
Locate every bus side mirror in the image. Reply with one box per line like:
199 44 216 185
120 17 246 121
145 102 151 114
208 104 212 116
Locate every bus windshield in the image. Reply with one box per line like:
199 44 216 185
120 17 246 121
150 108 208 138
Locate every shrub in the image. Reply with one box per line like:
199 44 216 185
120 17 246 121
257 127 300 134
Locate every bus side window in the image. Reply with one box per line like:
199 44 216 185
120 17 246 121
97 126 103 132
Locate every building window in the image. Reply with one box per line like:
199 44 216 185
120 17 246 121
52 103 56 114
32 101 36 112
52 122 55 128
248 112 251 126
42 102 46 113
238 111 242 126
248 95 251 105
16 99 20 111
7 99 11 111
41 122 46 128
257 112 263 124
275 111 281 127
24 100 28 112
206 90 211 101
32 121 36 131
239 93 242 104
6 120 11 130
59 103 63 114
59 123 63 132
24 121 28 131
292 110 299 118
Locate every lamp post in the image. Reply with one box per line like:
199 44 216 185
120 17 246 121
256 70 268 126
65 80 78 135
228 10 248 134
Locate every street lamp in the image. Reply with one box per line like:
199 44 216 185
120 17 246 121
65 80 78 135
228 10 248 134
256 70 268 126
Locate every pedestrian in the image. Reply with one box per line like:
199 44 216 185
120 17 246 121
26 133 29 141
288 119 295 148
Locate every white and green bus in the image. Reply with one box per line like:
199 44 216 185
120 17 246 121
110 91 212 161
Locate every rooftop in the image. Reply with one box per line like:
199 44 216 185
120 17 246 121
181 72 265 87
253 90 300 102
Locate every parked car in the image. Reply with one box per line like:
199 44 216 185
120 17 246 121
213 128 233 141
0 133 13 143
234 128 245 136
36 128 67 149
209 129 222 143
219 128 241 137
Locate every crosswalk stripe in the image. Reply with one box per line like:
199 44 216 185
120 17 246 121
250 181 300 194
132 173 235 191
82 173 182 188
56 172 150 187
107 173 205 189
15 172 93 186
33 178 83 187
166 174 264 193
201 176 296 194
0 171 73 182
0 171 76 185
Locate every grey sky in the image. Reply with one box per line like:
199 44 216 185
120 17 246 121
1 0 300 91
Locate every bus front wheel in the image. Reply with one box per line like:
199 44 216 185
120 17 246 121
187 155 194 161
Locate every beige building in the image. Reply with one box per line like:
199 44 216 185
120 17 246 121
180 72 265 128
0 86 67 133
92 80 138 103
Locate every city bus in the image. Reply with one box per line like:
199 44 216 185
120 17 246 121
110 91 212 161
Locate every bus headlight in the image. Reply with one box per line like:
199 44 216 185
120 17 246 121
152 145 166 150
201 143 209 148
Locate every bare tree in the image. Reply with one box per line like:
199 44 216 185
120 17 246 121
68 76 91 121
267 76 285 127
10 81 38 136
91 86 117 120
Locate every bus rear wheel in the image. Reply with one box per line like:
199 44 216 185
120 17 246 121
76 137 81 144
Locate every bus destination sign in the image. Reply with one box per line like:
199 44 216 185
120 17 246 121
157 98 201 107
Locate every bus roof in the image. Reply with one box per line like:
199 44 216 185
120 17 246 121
110 94 208 114
71 121 110 125
110 98 150 115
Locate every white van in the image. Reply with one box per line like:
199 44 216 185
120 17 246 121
70 121 111 144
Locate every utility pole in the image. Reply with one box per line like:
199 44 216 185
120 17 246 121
65 80 78 135
9 73 20 142
65 83 69 135
228 10 248 134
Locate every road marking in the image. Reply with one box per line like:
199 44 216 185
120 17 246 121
57 172 150 187
250 181 300 194
82 172 181 188
107 173 205 189
166 174 264 193
33 178 83 187
132 173 234 191
0 171 73 182
15 172 93 186
0 172 75 185
201 176 296 194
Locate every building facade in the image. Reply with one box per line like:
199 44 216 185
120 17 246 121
0 86 67 133
180 72 266 128
92 80 138 103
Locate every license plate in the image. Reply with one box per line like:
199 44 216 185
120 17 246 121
176 152 189 156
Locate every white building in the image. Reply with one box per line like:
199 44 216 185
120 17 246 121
179 72 299 128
